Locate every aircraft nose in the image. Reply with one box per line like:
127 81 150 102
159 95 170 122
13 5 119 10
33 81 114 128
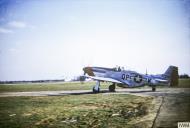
83 67 89 75
83 67 88 72
83 67 94 76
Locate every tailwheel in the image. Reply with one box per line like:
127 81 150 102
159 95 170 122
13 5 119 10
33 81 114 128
109 84 116 92
152 86 156 92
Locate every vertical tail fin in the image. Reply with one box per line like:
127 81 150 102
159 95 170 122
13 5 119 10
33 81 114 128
164 66 179 86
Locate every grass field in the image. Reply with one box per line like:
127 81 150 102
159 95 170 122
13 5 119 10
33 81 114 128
0 81 109 92
178 78 190 88
1 79 188 127
0 94 154 128
0 79 189 92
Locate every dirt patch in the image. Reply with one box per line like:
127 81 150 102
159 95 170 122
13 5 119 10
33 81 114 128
128 96 163 128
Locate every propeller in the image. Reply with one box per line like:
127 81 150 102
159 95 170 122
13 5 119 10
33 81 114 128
79 69 86 84
146 68 148 75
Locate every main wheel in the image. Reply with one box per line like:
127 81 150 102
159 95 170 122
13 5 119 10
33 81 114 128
152 86 156 92
93 87 100 93
109 84 116 92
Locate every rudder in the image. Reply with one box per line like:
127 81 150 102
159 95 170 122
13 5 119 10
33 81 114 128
164 66 179 86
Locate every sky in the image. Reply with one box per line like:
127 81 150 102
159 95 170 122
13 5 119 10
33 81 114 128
0 0 190 81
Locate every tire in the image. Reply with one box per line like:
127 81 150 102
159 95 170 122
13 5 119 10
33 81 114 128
152 87 156 92
109 84 116 92
93 87 100 93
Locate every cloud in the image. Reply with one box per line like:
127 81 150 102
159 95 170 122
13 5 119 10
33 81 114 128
8 21 37 29
28 24 37 29
0 21 37 34
8 21 27 28
8 48 19 53
0 27 13 34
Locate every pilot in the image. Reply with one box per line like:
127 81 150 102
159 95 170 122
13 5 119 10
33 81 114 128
118 66 121 72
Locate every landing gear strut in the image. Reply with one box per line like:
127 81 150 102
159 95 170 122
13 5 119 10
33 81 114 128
152 86 156 92
109 84 116 92
93 81 100 93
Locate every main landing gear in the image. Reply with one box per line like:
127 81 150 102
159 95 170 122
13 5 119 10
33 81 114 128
92 81 116 93
152 86 156 92
92 81 100 93
109 84 116 92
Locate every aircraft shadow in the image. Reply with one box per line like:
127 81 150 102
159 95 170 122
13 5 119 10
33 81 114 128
127 90 159 93
47 89 162 96
47 90 110 96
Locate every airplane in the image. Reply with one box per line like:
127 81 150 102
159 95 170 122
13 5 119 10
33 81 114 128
83 66 178 93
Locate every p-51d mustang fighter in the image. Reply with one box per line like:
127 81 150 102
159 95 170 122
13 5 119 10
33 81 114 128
83 66 178 93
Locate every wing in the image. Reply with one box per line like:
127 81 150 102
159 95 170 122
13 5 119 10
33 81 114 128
85 75 122 84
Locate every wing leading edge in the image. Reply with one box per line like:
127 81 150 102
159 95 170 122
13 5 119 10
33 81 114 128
85 75 123 84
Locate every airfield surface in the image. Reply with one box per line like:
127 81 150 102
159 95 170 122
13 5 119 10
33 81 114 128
0 88 189 97
0 88 190 127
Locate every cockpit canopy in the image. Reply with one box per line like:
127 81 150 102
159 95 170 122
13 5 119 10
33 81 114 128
113 66 125 72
